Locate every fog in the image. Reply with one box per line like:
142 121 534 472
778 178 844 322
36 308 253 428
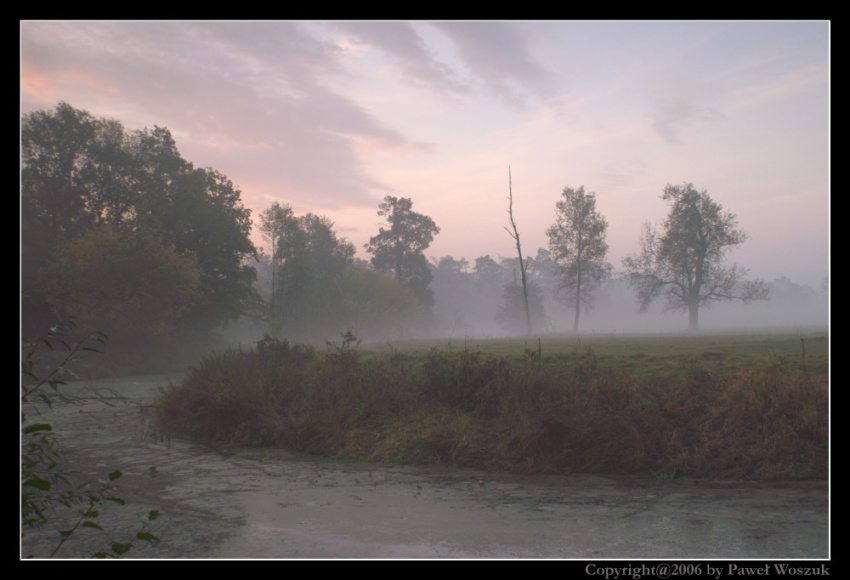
222 257 828 350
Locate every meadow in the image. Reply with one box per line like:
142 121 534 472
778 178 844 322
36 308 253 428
157 330 828 481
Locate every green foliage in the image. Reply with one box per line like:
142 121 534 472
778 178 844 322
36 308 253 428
365 195 440 308
21 321 160 558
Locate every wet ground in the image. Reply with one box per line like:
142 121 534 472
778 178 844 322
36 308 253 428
21 374 830 560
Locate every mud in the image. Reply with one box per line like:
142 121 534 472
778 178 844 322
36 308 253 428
21 374 829 560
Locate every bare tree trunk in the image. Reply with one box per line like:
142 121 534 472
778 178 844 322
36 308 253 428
688 299 699 331
573 273 581 334
505 166 531 337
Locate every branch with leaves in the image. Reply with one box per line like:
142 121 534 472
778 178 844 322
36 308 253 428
22 318 161 558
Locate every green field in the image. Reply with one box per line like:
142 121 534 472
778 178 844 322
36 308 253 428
364 331 829 379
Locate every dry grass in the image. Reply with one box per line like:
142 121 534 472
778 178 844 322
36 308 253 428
157 334 828 480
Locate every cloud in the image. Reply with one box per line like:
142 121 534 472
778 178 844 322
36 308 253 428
329 21 470 98
429 21 560 108
20 21 439 209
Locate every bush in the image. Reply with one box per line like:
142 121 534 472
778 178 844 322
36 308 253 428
157 334 828 480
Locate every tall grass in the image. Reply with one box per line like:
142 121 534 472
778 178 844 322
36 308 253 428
157 334 828 480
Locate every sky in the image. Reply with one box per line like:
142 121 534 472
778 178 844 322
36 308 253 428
20 20 830 289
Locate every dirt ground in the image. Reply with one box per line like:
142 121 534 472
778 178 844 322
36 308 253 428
21 374 830 560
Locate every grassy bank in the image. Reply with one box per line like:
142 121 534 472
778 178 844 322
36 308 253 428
157 331 828 480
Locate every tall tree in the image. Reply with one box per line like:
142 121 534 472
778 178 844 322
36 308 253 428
22 102 258 339
296 213 356 341
546 186 612 333
257 205 357 342
622 182 769 331
503 167 531 336
257 202 296 338
365 195 440 307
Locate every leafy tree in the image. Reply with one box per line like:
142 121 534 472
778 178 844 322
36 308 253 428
365 196 440 307
291 213 356 342
473 255 503 296
22 103 258 339
257 204 357 342
622 182 769 331
343 267 423 339
37 225 202 340
546 186 612 333
257 202 297 338
132 146 257 333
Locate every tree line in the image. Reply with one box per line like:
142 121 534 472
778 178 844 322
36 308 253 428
22 103 257 345
23 102 775 349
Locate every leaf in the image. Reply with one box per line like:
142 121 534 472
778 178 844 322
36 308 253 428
111 541 133 555
82 347 103 353
108 470 123 481
82 508 100 518
23 423 53 434
136 531 160 545
104 496 126 505
81 521 103 530
23 476 52 491
143 510 160 522
36 392 53 409
47 379 60 391
59 530 74 537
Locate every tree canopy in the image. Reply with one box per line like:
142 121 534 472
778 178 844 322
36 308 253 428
621 182 769 330
22 102 257 340
365 196 440 308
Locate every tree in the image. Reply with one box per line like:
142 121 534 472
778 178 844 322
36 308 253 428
343 266 423 339
22 103 258 339
503 167 532 336
365 196 440 307
257 204 357 342
473 255 503 296
293 213 356 342
257 202 297 338
37 224 202 339
622 182 769 331
495 279 546 335
546 186 612 333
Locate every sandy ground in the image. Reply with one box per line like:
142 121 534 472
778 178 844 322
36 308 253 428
21 374 830 560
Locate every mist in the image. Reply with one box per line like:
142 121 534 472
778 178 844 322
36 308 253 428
221 253 828 352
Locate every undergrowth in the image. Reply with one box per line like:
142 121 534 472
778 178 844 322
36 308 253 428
157 332 828 480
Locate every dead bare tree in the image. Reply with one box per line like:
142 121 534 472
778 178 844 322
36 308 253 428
504 166 531 336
